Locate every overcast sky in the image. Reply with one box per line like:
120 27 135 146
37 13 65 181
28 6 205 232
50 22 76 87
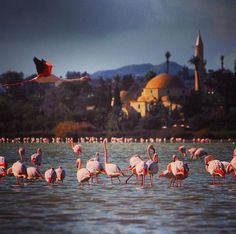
1 0 236 76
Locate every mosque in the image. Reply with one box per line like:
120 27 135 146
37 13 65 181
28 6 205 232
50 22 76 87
121 32 205 118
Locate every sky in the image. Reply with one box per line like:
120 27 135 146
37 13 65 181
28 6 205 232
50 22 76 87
1 0 236 77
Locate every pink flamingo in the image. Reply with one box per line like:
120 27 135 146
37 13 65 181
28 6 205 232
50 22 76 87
160 155 189 187
44 168 57 184
31 148 42 167
204 155 225 184
55 166 66 182
12 161 28 183
77 158 91 185
0 156 7 178
86 152 105 183
178 146 187 157
103 139 124 184
146 144 159 186
125 154 143 184
27 167 44 180
135 160 148 187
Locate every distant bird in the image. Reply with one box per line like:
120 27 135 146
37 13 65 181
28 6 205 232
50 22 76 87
44 168 57 184
27 167 44 180
86 152 105 183
55 166 66 182
103 139 124 184
77 158 91 185
204 155 225 184
31 148 42 166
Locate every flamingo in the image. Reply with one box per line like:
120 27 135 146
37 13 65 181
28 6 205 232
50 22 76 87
159 165 175 186
77 158 91 185
160 155 189 187
190 148 207 160
204 155 225 184
135 160 148 187
12 161 28 183
0 156 7 178
55 166 66 182
178 146 187 157
44 168 57 184
0 167 7 178
27 167 44 180
86 152 105 183
31 148 42 167
103 139 124 184
125 154 143 184
226 151 236 180
72 143 82 156
146 144 159 186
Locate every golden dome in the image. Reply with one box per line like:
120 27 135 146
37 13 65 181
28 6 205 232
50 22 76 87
145 73 183 89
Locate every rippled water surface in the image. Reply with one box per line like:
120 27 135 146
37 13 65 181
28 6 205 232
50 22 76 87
1 142 236 234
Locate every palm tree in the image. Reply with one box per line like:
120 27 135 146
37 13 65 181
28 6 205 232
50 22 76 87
189 56 200 92
220 55 224 70
165 51 171 74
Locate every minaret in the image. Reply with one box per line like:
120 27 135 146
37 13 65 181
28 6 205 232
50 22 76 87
194 31 205 91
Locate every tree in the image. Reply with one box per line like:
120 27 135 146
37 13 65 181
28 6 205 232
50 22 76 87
120 74 134 91
145 70 156 83
189 56 200 92
165 51 171 74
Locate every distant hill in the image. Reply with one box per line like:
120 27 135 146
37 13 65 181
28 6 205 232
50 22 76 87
91 61 192 79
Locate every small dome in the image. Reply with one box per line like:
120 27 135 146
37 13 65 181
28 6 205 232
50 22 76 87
145 73 183 89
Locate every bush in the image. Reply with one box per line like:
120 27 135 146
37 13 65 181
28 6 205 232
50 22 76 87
53 121 95 137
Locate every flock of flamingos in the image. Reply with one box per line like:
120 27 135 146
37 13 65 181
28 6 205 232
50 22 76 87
0 139 236 187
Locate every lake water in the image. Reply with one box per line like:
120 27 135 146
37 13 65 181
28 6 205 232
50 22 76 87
0 142 236 234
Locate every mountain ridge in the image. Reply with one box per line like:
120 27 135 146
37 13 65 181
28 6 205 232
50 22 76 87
91 61 192 79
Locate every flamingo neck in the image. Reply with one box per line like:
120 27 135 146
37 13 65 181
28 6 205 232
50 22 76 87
103 142 108 164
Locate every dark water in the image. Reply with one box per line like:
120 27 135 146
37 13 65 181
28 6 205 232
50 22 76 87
1 142 236 234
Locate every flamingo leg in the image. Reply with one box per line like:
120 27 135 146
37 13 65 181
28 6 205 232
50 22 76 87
125 173 134 184
117 177 121 183
96 174 99 183
140 175 144 187
110 176 113 184
150 174 153 187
